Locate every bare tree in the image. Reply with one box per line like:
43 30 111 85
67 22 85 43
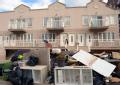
107 0 120 9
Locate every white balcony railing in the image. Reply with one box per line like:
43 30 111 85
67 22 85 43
90 39 120 48
46 20 64 29
89 19 109 29
1 39 60 48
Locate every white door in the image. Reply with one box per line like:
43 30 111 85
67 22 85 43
4 36 10 46
78 34 85 46
60 34 68 46
68 34 75 46
10 35 16 46
86 34 93 46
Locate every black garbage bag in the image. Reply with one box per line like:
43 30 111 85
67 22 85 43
26 55 39 66
93 71 106 85
22 77 33 85
8 63 34 85
11 55 18 62
8 65 22 85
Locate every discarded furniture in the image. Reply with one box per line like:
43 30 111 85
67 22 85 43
112 52 120 59
54 66 93 85
20 65 47 84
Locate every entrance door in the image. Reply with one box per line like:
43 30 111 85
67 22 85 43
3 36 10 46
10 35 16 46
86 34 93 46
68 34 75 46
78 34 85 46
60 34 68 47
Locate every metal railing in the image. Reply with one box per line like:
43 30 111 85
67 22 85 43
90 39 120 48
1 39 60 48
89 19 109 28
46 20 64 29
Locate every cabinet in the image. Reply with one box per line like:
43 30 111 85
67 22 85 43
54 66 93 85
20 65 47 84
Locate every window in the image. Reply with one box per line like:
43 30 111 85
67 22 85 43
98 33 102 40
104 15 116 26
83 16 103 26
41 33 56 42
63 16 70 26
43 17 48 27
82 15 117 27
21 19 25 28
109 15 116 25
19 34 33 42
17 19 21 29
71 36 73 42
9 19 14 29
82 16 89 25
111 32 115 40
91 16 102 27
27 18 32 26
103 33 107 41
98 32 115 41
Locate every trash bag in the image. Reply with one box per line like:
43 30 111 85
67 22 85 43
8 64 22 85
22 70 33 85
25 78 33 85
47 71 54 84
26 55 39 66
93 71 106 85
11 55 18 62
22 77 33 85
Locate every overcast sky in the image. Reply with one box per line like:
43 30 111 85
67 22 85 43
0 0 108 12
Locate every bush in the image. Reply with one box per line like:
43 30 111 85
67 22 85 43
1 61 12 80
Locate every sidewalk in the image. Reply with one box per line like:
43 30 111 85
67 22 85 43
0 80 53 85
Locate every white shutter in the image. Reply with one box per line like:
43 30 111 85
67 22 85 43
109 16 115 25
104 16 109 26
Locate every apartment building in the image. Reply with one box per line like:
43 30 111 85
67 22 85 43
0 0 120 60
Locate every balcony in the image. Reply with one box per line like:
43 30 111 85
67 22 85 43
46 20 64 30
8 28 26 33
90 39 120 50
8 18 32 33
89 19 109 30
1 39 60 49
0 38 120 50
